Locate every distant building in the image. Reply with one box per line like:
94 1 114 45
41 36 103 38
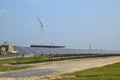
0 43 17 55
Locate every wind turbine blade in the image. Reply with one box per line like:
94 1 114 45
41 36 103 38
36 17 44 45
36 17 43 27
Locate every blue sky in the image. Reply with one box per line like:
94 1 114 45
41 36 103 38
0 0 120 50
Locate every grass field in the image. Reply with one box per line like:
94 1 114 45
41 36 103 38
0 54 53 72
0 56 35 65
54 62 120 80
0 56 36 72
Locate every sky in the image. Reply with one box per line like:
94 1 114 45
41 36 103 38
0 0 120 50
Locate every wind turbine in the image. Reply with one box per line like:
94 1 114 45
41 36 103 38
89 43 91 50
37 17 43 45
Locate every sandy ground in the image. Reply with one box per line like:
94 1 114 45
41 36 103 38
0 56 120 80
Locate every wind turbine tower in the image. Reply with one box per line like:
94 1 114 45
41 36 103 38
37 17 43 45
89 43 91 50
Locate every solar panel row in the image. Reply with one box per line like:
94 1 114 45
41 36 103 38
14 46 120 55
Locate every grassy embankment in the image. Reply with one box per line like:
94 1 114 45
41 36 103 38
0 54 56 72
0 55 40 72
54 62 120 80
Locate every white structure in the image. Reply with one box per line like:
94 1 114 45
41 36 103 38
0 43 17 55
37 17 43 45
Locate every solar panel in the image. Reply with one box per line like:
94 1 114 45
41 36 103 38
14 46 31 54
14 46 120 55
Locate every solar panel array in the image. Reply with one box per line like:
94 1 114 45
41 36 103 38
14 46 120 55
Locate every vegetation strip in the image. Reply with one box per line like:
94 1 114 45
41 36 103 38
54 62 120 80
0 56 35 72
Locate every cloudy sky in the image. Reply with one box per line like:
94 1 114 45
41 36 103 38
0 0 120 50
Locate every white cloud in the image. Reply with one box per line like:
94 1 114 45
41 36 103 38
0 9 6 16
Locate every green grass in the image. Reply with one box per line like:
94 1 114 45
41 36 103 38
0 54 51 72
0 55 43 65
0 58 16 65
0 56 33 65
0 55 39 72
54 62 120 80
0 65 31 72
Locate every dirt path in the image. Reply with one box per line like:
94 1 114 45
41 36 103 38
0 56 120 80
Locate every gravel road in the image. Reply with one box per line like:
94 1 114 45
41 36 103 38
0 68 56 78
